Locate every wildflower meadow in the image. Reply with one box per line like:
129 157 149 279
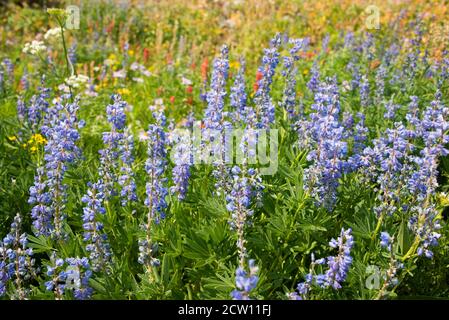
1 0 449 302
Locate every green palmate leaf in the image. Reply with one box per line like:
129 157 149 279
397 217 412 255
27 234 54 253
89 277 107 294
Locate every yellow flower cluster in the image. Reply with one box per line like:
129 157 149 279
437 192 449 207
22 133 47 153
117 88 131 96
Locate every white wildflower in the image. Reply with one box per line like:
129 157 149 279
113 69 127 79
23 40 47 55
181 76 192 86
44 28 62 41
138 130 149 141
132 77 144 83
65 74 89 88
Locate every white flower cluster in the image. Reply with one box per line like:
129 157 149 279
23 40 47 55
180 76 192 86
130 62 151 77
65 74 89 88
44 28 63 41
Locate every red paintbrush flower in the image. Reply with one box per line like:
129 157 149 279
143 48 150 64
253 71 263 92
105 19 115 33
201 57 209 82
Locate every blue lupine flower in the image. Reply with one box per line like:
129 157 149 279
346 59 361 91
435 51 449 88
403 22 423 82
375 64 386 104
297 273 313 298
384 100 401 120
406 96 420 129
254 33 281 129
20 68 29 91
226 123 264 264
65 257 94 300
118 130 137 206
17 97 27 122
380 232 392 251
377 233 403 296
383 43 400 66
321 34 330 53
28 167 52 236
106 94 127 130
137 239 160 267
362 32 375 61
68 42 77 65
144 111 168 222
361 122 415 217
203 45 229 132
289 272 313 300
201 46 231 194
44 254 68 299
230 58 247 123
226 165 254 265
2 58 14 84
27 80 50 130
81 180 112 272
348 112 369 170
139 111 168 266
360 74 370 108
0 214 36 299
32 98 82 239
382 259 402 293
318 228 354 290
202 46 231 194
0 70 4 93
297 78 351 210
361 90 446 259
231 259 259 300
292 229 353 299
170 129 192 201
344 32 355 48
99 94 135 200
307 61 320 93
280 38 308 118
407 92 448 258
0 259 8 296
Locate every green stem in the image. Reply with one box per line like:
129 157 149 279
401 236 420 261
57 17 74 77
371 211 384 241
56 16 75 101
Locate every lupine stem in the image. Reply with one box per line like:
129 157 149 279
55 16 74 100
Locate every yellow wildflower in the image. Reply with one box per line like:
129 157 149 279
32 133 47 145
230 61 240 69
117 88 131 95
108 53 117 61
8 136 17 141
437 192 449 207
